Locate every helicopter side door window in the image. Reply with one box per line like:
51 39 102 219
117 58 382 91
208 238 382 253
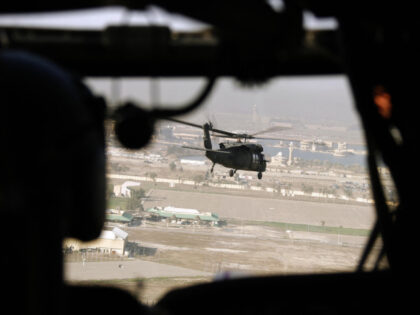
252 153 258 166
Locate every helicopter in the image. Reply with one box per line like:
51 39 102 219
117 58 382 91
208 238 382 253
168 118 288 179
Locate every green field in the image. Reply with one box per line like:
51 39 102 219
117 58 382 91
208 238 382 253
230 219 371 237
107 196 129 210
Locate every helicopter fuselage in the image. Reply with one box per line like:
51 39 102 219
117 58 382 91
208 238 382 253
206 142 267 173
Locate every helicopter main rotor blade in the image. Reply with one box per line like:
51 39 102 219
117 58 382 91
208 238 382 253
216 134 286 141
166 117 240 138
251 136 288 140
250 125 291 137
216 134 245 139
166 117 286 140
213 125 290 139
209 128 240 138
165 117 204 129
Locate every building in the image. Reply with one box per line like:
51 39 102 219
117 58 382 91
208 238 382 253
337 142 347 151
300 140 310 151
146 206 220 226
106 210 134 224
270 152 285 166
63 227 128 255
113 181 141 197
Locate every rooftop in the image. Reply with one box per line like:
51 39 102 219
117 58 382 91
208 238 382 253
146 207 219 221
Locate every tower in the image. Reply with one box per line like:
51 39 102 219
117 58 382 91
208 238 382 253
287 142 294 166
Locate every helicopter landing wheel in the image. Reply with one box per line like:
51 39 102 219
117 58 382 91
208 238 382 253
258 172 262 180
229 169 234 177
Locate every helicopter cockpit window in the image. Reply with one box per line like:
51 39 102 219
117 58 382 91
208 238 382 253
60 76 383 304
0 6 385 307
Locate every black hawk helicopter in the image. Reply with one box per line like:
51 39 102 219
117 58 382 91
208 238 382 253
168 118 288 179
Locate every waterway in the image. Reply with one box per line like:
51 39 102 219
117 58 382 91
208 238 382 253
265 147 366 166
183 144 366 167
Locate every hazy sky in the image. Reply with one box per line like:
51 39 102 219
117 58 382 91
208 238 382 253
86 76 358 125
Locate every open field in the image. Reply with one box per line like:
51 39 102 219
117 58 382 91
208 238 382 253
66 220 375 303
125 224 367 274
65 260 210 281
143 189 375 229
70 163 378 304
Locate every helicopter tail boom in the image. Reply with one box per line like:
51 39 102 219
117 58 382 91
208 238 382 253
182 145 230 154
